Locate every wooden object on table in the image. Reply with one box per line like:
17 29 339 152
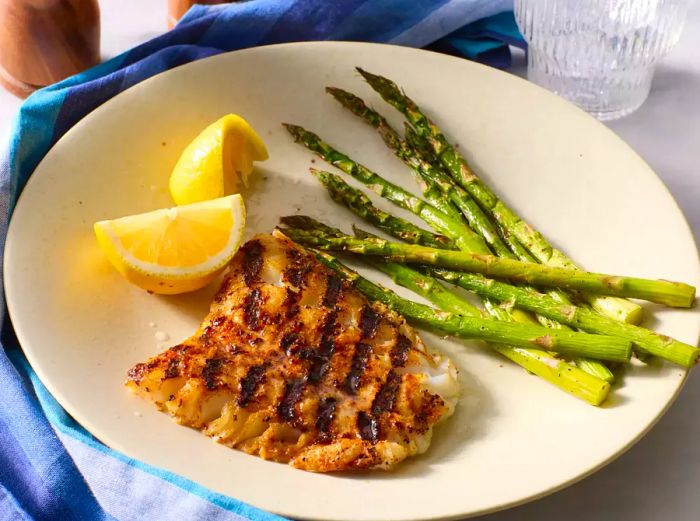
168 0 230 29
0 0 100 98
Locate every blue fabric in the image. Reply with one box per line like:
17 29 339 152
429 11 526 69
0 2 522 519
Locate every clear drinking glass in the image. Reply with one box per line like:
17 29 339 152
515 0 690 120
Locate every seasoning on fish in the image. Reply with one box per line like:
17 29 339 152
126 233 459 472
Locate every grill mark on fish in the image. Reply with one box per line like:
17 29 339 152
308 341 335 384
283 287 301 320
316 397 337 440
322 275 343 308
277 378 306 421
357 411 379 443
308 310 338 384
344 343 372 395
283 247 313 289
391 334 411 368
202 358 226 390
243 288 264 331
280 331 301 356
372 371 400 415
242 240 265 286
359 306 380 339
237 363 269 407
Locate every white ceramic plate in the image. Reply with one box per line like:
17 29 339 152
5 43 700 521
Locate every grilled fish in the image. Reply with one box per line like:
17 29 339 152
126 233 459 472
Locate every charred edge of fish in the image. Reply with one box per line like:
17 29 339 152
344 343 372 395
201 316 227 343
202 358 226 390
372 371 400 415
277 378 306 422
308 310 339 384
242 239 265 286
164 355 181 379
316 397 337 441
243 287 265 331
357 411 379 443
390 334 411 368
359 305 380 339
126 362 147 383
237 363 269 407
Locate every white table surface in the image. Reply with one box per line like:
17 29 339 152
1 2 698 520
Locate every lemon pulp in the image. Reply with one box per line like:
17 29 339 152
94 195 246 294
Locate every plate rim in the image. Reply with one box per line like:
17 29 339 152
5 41 700 521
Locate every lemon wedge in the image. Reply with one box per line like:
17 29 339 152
94 195 246 294
169 114 268 205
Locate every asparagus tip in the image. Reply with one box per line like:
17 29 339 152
325 86 344 97
279 215 348 238
281 122 304 140
310 168 341 185
356 67 399 92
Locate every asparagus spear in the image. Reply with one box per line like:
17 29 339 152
356 67 644 325
403 125 615 378
283 123 490 254
326 89 581 324
377 261 613 401
282 230 696 308
283 216 697 367
424 267 699 368
327 86 512 259
322 91 612 368
277 229 627 374
404 132 623 379
311 170 454 249
296 244 611 405
310 167 549 323
309 171 612 380
323 91 584 315
307 173 614 380
326 88 564 295
403 124 537 260
365 256 612 404
326 87 464 222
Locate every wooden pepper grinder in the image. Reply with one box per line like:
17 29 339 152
0 0 100 98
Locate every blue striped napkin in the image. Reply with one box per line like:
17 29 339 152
0 2 522 520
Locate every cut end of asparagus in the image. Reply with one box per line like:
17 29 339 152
664 340 700 368
589 296 645 325
656 281 696 308
588 381 612 407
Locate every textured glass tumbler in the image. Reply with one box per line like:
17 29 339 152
515 0 690 120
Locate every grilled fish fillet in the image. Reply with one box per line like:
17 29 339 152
126 233 459 472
